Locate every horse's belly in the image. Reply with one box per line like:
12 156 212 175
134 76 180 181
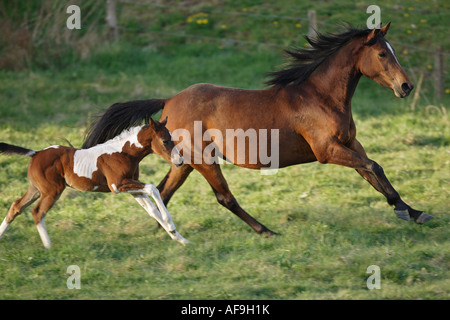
213 129 316 170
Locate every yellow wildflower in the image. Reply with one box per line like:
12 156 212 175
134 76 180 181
427 65 433 70
404 13 409 17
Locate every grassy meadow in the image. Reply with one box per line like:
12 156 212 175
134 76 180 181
0 0 449 300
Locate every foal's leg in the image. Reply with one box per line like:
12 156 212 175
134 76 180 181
113 180 189 244
31 191 63 249
315 139 432 224
0 184 40 241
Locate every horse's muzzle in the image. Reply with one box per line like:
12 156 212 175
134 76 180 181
401 82 414 97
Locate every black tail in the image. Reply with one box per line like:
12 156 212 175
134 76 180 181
0 143 36 157
82 99 166 149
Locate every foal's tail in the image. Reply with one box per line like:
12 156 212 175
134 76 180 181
82 99 166 149
0 143 36 157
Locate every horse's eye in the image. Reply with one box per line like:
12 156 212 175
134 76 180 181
378 52 386 58
163 140 170 145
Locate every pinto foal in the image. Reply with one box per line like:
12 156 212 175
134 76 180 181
0 118 188 248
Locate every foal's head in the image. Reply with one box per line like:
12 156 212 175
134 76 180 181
358 22 414 98
148 117 184 167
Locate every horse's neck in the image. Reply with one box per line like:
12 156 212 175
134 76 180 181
306 42 362 112
89 125 149 158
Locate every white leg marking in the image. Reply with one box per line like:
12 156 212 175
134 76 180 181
132 193 189 245
144 184 176 231
0 218 11 240
36 219 51 249
111 184 119 193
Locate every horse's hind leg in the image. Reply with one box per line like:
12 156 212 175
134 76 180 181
30 191 63 249
0 184 40 241
191 163 277 236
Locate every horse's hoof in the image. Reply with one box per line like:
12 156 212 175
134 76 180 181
414 212 434 224
261 229 279 237
394 209 410 221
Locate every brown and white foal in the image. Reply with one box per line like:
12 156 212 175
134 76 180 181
0 118 188 248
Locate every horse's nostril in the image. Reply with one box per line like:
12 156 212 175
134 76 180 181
401 82 413 95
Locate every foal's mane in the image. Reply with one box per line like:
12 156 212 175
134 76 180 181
266 26 373 88
98 125 145 146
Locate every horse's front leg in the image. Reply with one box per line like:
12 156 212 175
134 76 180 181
112 180 189 244
313 139 433 224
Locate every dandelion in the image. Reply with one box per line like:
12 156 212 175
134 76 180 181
404 13 409 17
295 23 302 28
420 19 427 23
187 17 193 23
402 49 408 55
446 89 450 94
407 29 412 34
427 64 433 70
242 8 248 12
221 24 227 29
273 21 279 26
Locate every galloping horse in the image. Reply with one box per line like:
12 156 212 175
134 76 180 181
82 23 433 236
0 118 188 248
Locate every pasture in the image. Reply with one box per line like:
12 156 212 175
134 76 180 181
0 0 449 300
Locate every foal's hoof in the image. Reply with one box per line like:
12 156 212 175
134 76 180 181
394 209 410 221
414 212 434 225
170 230 190 245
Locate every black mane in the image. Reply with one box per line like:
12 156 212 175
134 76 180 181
266 26 373 88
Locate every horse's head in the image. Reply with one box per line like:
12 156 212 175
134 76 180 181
149 117 184 167
358 22 414 98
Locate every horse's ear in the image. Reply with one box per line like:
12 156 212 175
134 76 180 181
380 21 391 36
149 118 157 129
160 116 168 127
364 27 381 45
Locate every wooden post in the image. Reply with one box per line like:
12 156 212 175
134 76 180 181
106 0 118 41
434 45 444 100
308 10 317 40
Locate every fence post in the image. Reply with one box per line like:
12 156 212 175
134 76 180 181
106 0 118 41
308 10 317 40
434 45 444 100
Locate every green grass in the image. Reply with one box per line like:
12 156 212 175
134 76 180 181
0 0 449 300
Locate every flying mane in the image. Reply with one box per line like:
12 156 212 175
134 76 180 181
265 26 375 88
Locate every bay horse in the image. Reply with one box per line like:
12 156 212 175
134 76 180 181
0 118 189 248
82 23 433 236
